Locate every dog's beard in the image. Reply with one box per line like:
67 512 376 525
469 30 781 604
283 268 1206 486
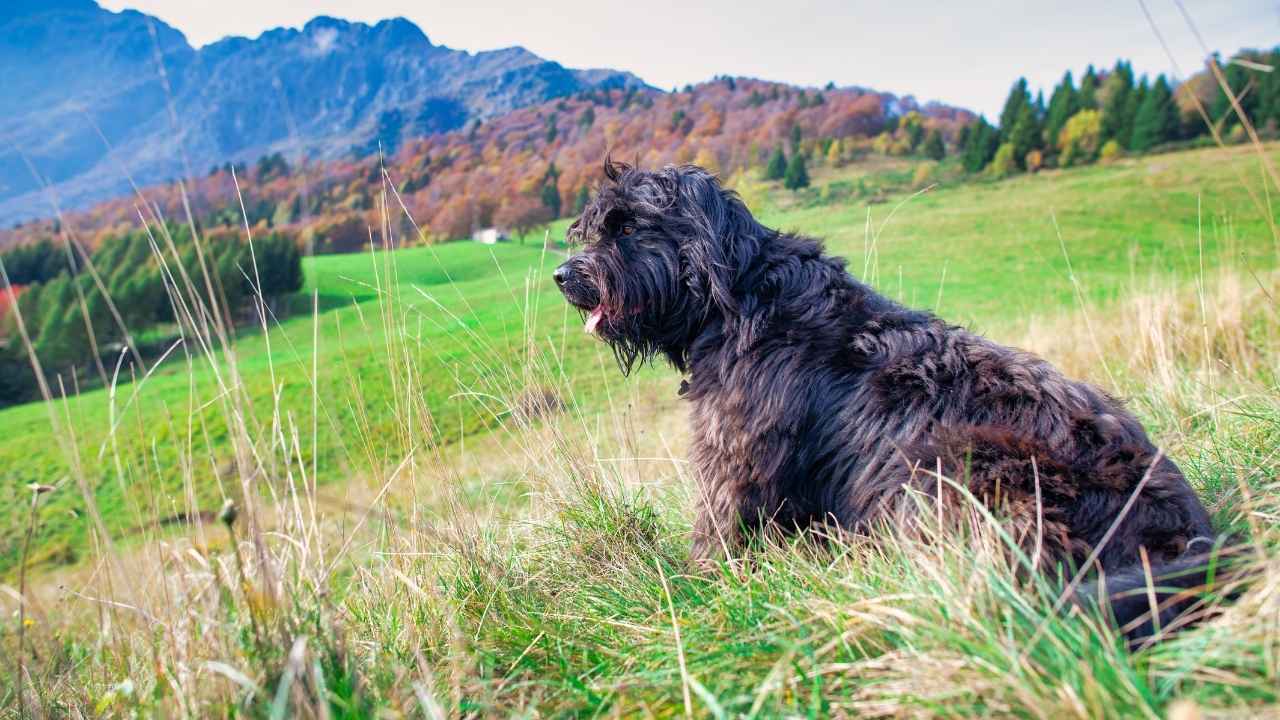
579 287 658 373
576 246 701 373
590 289 698 375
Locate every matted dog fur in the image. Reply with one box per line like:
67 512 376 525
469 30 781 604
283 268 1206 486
555 160 1225 640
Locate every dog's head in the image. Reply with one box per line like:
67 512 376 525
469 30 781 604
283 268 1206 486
555 159 764 372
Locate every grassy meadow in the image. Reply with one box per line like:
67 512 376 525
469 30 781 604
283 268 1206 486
2 142 1279 717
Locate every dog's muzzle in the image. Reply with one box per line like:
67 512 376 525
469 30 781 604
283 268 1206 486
554 257 605 334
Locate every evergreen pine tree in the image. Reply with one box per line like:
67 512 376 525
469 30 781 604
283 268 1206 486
254 233 304 301
1130 74 1179 152
998 78 1032 137
1100 60 1136 146
1079 65 1100 110
783 152 810 190
1007 103 1044 169
540 164 562 217
1211 54 1262 131
962 117 1000 173
1127 77 1149 148
765 147 787 180
1044 70 1080 148
33 277 81 367
1259 49 1280 128
540 183 561 218
13 282 44 334
923 129 945 161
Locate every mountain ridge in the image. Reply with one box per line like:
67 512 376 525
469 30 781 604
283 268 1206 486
0 2 647 224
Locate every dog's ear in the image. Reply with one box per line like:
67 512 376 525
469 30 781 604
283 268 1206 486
603 155 631 183
673 167 762 317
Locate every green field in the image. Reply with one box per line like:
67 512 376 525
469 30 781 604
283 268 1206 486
2 143 1277 571
3 143 1280 717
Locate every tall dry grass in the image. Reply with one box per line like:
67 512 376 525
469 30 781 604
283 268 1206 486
1 177 1277 716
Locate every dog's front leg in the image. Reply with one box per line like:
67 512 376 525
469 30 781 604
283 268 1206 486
689 481 747 569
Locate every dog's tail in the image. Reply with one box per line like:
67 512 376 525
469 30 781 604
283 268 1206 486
1074 543 1250 645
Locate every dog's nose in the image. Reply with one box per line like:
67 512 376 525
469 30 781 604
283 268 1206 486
553 263 570 287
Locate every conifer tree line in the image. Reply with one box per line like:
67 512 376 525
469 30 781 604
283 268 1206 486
960 49 1280 176
763 124 813 190
0 227 303 408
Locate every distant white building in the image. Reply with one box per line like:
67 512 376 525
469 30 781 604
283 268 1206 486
471 227 507 245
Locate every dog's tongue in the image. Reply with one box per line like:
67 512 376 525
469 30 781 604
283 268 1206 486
584 306 604 334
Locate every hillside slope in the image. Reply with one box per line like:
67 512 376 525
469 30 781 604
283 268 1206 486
2 140 1278 717
1 75 972 250
1 140 1276 573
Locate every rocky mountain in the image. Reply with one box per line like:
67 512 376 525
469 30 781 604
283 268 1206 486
0 0 645 224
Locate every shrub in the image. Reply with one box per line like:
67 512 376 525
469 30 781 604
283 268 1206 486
912 161 938 188
987 143 1018 178
1059 109 1103 167
251 232 304 302
1025 148 1045 172
1100 139 1123 163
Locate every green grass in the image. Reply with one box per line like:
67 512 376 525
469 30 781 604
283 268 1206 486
2 142 1280 717
754 147 1277 327
2 143 1278 573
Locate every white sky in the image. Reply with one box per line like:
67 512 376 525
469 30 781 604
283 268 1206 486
99 0 1280 118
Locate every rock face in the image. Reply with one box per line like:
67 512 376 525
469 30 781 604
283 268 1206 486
0 1 645 223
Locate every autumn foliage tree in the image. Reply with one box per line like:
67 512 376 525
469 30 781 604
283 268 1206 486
1058 109 1102 166
430 196 476 241
495 194 552 240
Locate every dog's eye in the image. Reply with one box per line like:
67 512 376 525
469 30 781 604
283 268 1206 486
620 224 635 237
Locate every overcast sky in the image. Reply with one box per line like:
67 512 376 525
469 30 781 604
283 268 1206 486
99 1 1279 118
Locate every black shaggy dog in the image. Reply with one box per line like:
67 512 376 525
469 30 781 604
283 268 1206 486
555 160 1231 641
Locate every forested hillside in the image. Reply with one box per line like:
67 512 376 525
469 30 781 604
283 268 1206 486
0 77 971 252
0 72 977 410
0 227 301 407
